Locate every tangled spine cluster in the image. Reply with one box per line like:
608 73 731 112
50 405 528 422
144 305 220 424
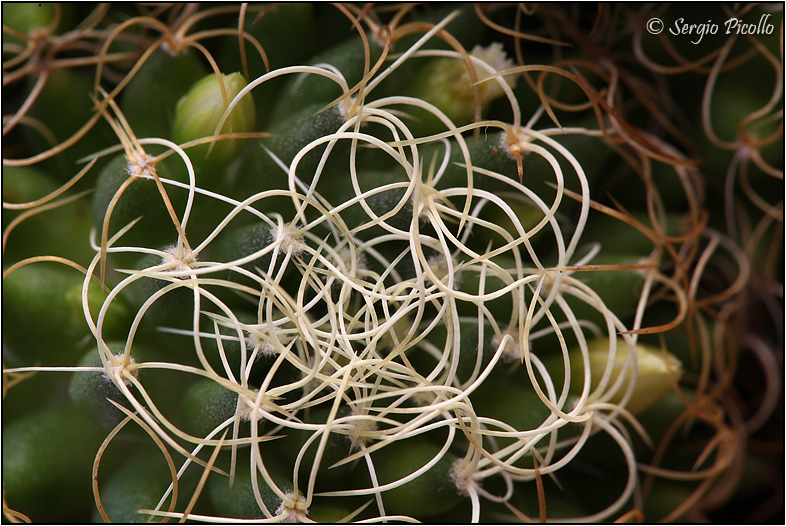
3 3 781 523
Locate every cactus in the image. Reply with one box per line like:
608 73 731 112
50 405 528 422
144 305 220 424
3 3 783 523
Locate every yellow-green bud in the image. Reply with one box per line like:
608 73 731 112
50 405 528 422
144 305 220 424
409 42 517 126
577 337 683 415
174 72 256 165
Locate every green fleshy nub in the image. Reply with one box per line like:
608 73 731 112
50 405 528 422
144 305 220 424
576 337 684 415
174 72 256 166
408 42 517 128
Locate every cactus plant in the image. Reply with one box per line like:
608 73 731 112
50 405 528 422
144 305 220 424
3 3 783 523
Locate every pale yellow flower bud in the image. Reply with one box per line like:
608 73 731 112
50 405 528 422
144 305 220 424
174 72 255 164
408 42 517 128
580 337 684 414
